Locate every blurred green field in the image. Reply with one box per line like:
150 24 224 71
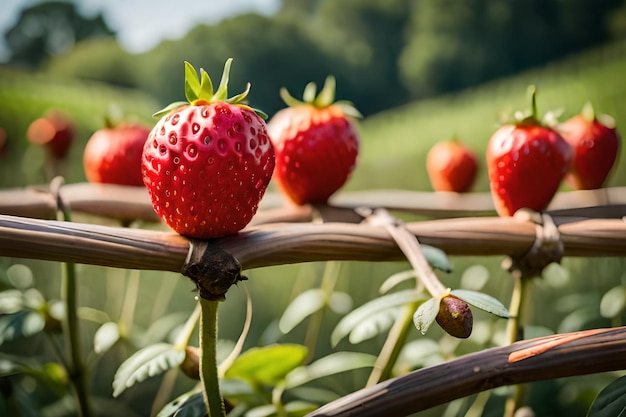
1 40 626 416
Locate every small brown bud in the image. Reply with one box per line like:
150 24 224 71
179 346 200 380
436 295 473 338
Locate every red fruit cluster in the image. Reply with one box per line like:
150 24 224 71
142 60 275 239
268 76 360 205
426 139 477 193
83 124 151 186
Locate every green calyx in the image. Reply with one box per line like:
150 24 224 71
279 75 362 118
153 58 267 119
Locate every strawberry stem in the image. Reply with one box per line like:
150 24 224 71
528 85 538 121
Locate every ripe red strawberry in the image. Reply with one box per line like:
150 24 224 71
26 110 74 159
486 87 572 216
83 123 150 186
560 102 621 190
426 138 477 192
267 76 360 205
142 59 275 238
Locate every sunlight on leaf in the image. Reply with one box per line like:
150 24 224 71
225 344 308 387
279 289 326 334
157 389 205 417
94 322 120 354
349 307 400 344
413 297 440 335
460 265 490 291
0 310 45 345
588 375 626 417
327 292 353 315
379 270 417 294
450 289 509 318
285 351 376 389
600 286 626 319
113 343 185 397
331 290 427 347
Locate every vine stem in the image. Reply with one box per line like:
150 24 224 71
199 297 226 417
367 301 420 386
51 177 92 417
503 272 532 417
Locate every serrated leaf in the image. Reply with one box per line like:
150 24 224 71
279 289 326 334
588 375 626 417
157 390 206 417
600 286 626 319
285 352 376 389
225 344 308 387
349 307 400 344
94 322 121 354
0 289 24 314
113 343 185 397
450 289 510 318
184 61 200 103
331 290 427 347
413 297 440 335
0 310 45 345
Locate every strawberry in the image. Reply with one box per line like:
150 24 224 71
83 123 150 186
560 102 621 190
26 110 74 159
486 87 572 216
267 76 360 205
426 138 477 193
141 59 275 239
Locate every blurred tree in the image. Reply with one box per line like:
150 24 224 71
4 1 114 69
44 38 139 88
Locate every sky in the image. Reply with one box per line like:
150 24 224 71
0 0 281 61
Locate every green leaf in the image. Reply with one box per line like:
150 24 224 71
314 76 335 108
327 292 353 315
212 58 233 102
379 270 417 294
331 290 427 347
6 264 34 290
0 310 45 345
421 244 452 272
94 321 121 354
279 87 304 108
302 81 317 103
413 297 440 335
227 82 251 105
349 307 399 344
0 289 24 314
157 390 206 417
220 377 256 399
152 101 187 119
113 343 185 397
285 352 376 389
279 289 326 334
460 265 490 291
141 311 190 346
225 344 308 387
450 289 510 318
588 375 626 417
184 61 200 103
600 286 626 319
199 68 214 101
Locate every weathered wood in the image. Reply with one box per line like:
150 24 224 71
1 214 625 273
307 327 626 417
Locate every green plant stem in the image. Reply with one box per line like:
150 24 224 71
52 176 92 417
199 297 226 417
367 301 419 387
304 261 341 360
119 268 141 334
503 272 532 417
